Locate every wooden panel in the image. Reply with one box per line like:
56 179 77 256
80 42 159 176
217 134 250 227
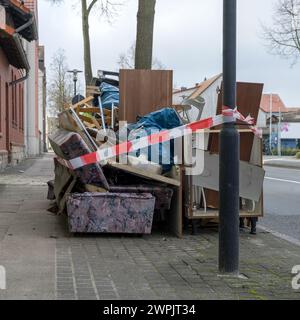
119 69 173 123
204 135 264 213
193 152 265 202
208 82 264 161
206 82 263 209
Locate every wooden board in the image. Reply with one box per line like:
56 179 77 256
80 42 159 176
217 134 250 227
205 82 264 208
78 107 116 117
208 82 264 161
167 166 183 238
119 69 173 123
189 210 262 219
185 136 264 219
71 96 94 109
193 152 265 202
107 161 180 187
86 85 100 96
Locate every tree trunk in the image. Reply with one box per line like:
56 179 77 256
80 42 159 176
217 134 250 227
135 0 156 69
81 0 93 85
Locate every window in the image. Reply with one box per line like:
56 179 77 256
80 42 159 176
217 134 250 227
14 76 17 127
19 85 24 131
11 72 15 126
11 73 18 128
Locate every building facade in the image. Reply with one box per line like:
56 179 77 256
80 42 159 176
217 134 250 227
24 0 39 157
38 45 47 153
259 94 300 153
0 0 38 170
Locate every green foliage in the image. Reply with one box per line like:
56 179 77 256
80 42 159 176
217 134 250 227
296 152 300 159
272 148 300 156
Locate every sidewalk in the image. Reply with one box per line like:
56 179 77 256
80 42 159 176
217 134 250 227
264 156 300 170
0 154 299 300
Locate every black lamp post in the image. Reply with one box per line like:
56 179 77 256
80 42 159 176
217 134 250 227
219 0 240 275
68 69 83 97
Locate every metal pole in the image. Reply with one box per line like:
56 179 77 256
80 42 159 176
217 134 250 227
219 0 240 275
278 106 282 156
74 79 77 96
269 93 273 155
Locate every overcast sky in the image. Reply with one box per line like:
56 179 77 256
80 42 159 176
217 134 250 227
39 0 300 106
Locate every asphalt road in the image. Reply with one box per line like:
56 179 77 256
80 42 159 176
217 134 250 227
260 166 300 242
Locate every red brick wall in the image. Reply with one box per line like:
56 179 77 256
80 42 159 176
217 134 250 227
0 48 25 154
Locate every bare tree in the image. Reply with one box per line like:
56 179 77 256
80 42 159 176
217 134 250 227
135 0 156 69
48 0 123 85
47 49 73 115
118 43 165 69
262 0 300 64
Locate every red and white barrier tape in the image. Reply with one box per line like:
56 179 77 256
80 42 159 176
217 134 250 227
56 106 262 170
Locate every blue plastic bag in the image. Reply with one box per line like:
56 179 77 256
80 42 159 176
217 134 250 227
99 82 120 109
127 108 183 173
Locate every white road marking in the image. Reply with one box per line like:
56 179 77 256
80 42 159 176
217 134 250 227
265 177 300 185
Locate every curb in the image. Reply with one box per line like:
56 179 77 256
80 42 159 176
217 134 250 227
263 161 300 170
258 225 300 247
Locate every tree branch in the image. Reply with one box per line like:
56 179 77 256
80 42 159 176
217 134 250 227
262 0 300 63
87 0 98 16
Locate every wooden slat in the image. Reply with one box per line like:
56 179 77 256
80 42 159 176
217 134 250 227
71 96 94 110
91 117 101 130
78 107 115 117
79 107 101 113
79 114 95 124
86 85 100 91
86 86 100 96
83 121 96 129
188 210 263 219
107 161 180 187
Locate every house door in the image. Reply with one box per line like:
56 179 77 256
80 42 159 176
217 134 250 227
5 83 10 162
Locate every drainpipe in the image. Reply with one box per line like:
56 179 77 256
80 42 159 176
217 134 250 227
15 16 35 34
8 17 35 86
9 66 29 85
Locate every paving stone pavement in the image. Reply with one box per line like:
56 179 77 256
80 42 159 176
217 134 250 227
0 154 300 300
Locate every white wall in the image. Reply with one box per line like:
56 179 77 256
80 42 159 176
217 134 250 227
173 78 222 123
173 88 197 105
25 40 39 156
38 68 45 151
257 110 267 128
281 123 300 139
197 78 222 121
0 5 5 29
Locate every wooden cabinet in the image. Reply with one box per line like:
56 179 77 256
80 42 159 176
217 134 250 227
119 69 173 123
